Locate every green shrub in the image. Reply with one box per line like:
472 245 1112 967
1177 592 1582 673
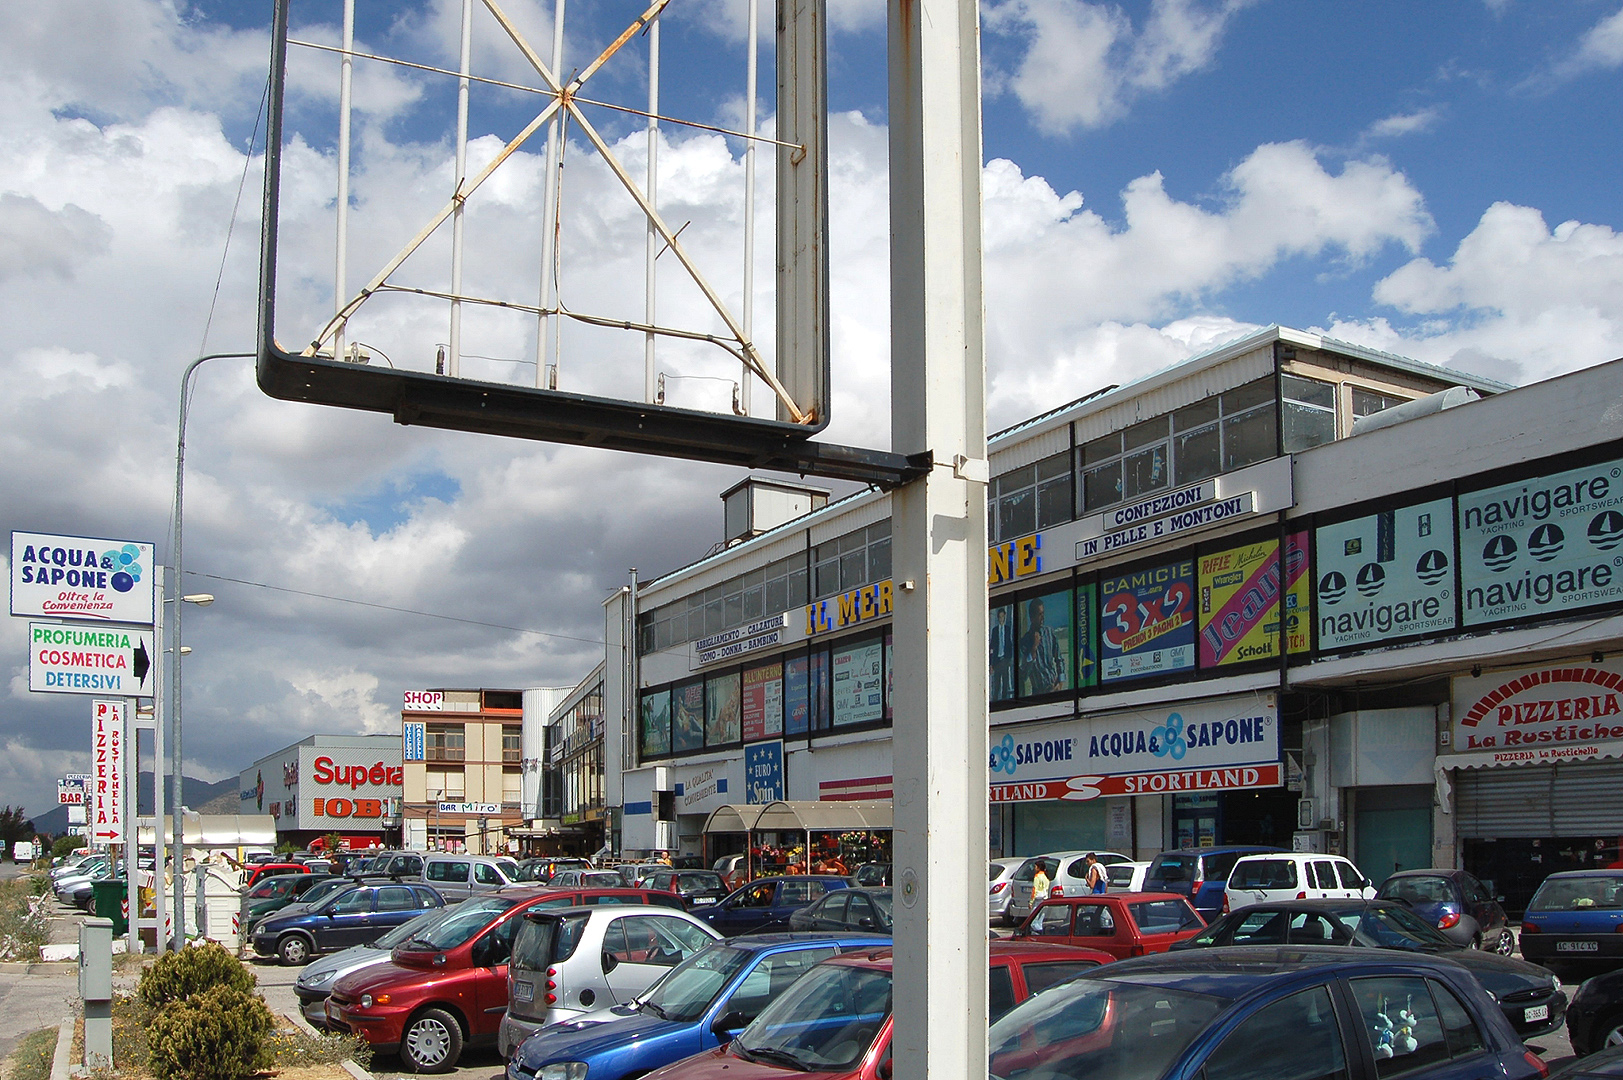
51 836 86 858
147 985 275 1080
137 942 256 1009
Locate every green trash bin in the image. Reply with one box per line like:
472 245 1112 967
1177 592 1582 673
92 879 128 935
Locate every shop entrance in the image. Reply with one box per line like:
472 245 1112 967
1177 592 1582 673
1174 786 1296 850
1354 786 1433 880
1463 836 1623 916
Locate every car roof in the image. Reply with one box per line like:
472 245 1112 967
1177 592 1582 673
822 939 1120 972
1087 944 1480 997
1381 868 1459 879
728 931 892 951
1044 891 1187 904
1217 898 1403 913
1539 869 1623 879
1153 846 1283 857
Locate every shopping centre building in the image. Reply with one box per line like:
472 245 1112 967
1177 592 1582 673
597 326 1623 910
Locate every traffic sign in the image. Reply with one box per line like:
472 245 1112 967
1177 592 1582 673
29 622 152 696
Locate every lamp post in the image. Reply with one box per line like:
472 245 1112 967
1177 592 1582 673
169 352 252 949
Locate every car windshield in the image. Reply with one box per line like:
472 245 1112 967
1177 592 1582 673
374 907 452 949
737 963 892 1071
300 878 351 906
988 978 1230 1080
639 944 753 1022
1148 855 1195 883
400 896 514 951
511 912 592 971
872 892 893 921
1341 905 1454 950
1528 876 1623 911
1378 877 1454 905
679 872 726 893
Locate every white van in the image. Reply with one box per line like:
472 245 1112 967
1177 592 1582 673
1223 853 1376 914
420 854 522 902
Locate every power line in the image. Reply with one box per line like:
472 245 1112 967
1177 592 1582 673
184 570 607 646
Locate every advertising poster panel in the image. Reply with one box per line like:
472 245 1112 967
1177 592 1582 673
989 600 1017 703
832 639 884 727
705 671 742 746
1316 499 1455 650
1196 534 1311 667
1075 582 1098 689
91 698 124 844
810 650 831 730
988 694 1280 803
744 741 785 803
672 680 705 753
884 633 894 722
1446 657 1623 769
1017 587 1073 696
11 532 155 625
1458 457 1623 627
741 662 784 742
640 689 671 757
784 655 810 736
1100 559 1195 683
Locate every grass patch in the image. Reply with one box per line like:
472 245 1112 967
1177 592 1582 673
7 1026 58 1080
0 878 50 962
109 993 370 1077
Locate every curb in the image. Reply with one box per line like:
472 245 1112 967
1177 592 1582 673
47 1016 72 1080
283 1010 373 1080
0 961 78 974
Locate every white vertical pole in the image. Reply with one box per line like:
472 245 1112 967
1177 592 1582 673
536 0 566 389
740 0 758 415
334 0 354 363
449 0 472 379
152 568 167 952
888 4 988 1080
124 697 138 956
644 15 660 403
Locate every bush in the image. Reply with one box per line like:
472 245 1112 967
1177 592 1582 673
147 985 275 1080
52 836 86 858
137 942 256 1009
0 879 49 960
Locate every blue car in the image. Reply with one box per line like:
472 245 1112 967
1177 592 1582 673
1143 845 1281 920
249 881 444 965
506 932 890 1080
696 877 852 937
1520 869 1623 965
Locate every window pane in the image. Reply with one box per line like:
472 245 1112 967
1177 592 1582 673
1283 401 1337 452
990 602 1016 704
1036 475 1073 529
988 967 1017 1023
1353 387 1408 417
1430 980 1486 1058
1002 464 1037 491
1283 373 1336 409
724 591 744 628
1348 976 1451 1078
1121 445 1168 499
1223 409 1276 470
815 560 840 598
1204 986 1348 1080
999 489 1037 538
743 587 763 619
1123 417 1168 451
1174 398 1220 431
1175 425 1221 484
1036 451 1070 482
868 537 891 581
868 519 891 541
840 529 868 554
1222 378 1275 415
840 549 867 591
1020 960 1097 997
786 567 808 607
1081 432 1121 466
764 576 788 615
1083 462 1122 510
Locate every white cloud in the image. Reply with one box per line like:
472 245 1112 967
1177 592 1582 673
1362 107 1441 141
982 0 1257 134
1555 6 1623 77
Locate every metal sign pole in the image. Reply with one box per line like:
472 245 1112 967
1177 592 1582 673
125 695 139 955
887 2 989 1080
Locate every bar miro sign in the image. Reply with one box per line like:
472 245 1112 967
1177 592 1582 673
1075 457 1293 561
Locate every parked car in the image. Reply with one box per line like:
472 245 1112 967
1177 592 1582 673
1378 868 1514 954
505 932 893 1080
1172 898 1567 1040
853 863 892 887
646 869 730 910
988 859 1023 925
498 904 723 1056
245 862 312 889
1550 1049 1623 1080
420 854 523 901
697 876 852 937
1223 852 1377 914
1566 964 1623 1055
1142 845 1282 920
713 854 754 891
1015 892 1205 959
631 941 1117 1080
297 886 688 1029
240 872 337 930
987 947 1551 1080
251 881 446 965
52 856 112 899
362 851 426 878
517 858 593 884
549 869 629 889
788 888 893 933
1520 871 1623 965
1105 860 1150 892
1005 852 1133 922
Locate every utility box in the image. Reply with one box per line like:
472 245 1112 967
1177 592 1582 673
80 917 113 1069
192 863 246 950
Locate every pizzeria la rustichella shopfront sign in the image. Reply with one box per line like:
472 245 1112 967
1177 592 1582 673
1443 658 1623 770
988 693 1281 803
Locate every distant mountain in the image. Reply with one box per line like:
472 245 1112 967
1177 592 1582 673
30 774 238 837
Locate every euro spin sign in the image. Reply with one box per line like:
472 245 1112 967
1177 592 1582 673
91 699 125 844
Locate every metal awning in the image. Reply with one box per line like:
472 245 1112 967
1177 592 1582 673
702 800 892 834
135 813 276 847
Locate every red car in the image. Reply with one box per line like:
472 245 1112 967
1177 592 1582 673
637 941 1111 1080
328 887 683 1071
244 863 311 888
1014 892 1205 959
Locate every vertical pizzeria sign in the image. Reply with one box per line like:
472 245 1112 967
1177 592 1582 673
91 699 125 844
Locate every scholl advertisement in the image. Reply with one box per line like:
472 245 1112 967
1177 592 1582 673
1100 559 1195 683
1316 498 1456 650
1196 534 1310 667
1458 458 1623 627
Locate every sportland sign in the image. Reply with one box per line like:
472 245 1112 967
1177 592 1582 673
987 693 1281 803
1445 657 1623 770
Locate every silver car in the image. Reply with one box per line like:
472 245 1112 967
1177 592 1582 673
497 904 721 1056
988 859 1023 925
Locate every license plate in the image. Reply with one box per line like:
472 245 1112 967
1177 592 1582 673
1524 1005 1549 1023
514 980 534 1003
693 898 716 905
1556 941 1600 952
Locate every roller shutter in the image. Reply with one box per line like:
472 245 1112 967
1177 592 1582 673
1455 760 1623 837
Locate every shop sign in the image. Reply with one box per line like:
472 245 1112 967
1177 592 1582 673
1458 457 1623 627
832 638 883 727
312 796 391 818
1197 534 1309 667
742 662 784 742
58 774 88 805
987 694 1280 803
676 763 735 814
1100 559 1195 683
1446 658 1623 769
989 533 1043 586
403 690 444 711
438 802 500 814
29 622 153 695
1074 458 1293 562
696 614 787 666
11 531 155 625
91 699 125 844
1316 498 1456 650
745 741 785 804
806 581 892 636
403 721 426 762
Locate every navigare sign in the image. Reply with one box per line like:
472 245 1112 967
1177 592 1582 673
11 531 155 625
29 622 153 695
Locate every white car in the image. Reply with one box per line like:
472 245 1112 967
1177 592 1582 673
1104 860 1151 892
1007 850 1132 921
1222 853 1377 914
988 859 1023 925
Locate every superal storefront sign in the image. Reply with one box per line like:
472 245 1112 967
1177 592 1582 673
988 694 1280 802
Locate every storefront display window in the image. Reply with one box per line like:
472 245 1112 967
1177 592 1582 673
784 655 810 736
1017 588 1073 696
742 662 784 742
810 649 832 731
672 679 705 754
705 670 742 747
640 689 671 759
1101 559 1195 683
833 637 885 727
990 601 1017 703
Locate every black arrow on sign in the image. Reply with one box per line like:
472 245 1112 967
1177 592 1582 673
133 639 151 689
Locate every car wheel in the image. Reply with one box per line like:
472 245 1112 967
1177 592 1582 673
1495 930 1515 956
400 1007 463 1073
277 934 312 966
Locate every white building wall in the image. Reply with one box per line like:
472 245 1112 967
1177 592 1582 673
521 686 569 818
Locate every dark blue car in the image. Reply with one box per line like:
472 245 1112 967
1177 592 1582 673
1520 869 1623 965
249 881 444 965
1143 846 1281 920
696 876 851 937
1377 869 1512 953
506 932 891 1080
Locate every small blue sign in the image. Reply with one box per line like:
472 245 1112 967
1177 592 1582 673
744 741 784 804
402 721 426 763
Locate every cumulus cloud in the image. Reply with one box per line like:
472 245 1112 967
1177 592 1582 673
982 0 1257 134
1554 6 1623 78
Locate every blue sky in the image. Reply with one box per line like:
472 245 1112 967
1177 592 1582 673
2 0 1623 814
